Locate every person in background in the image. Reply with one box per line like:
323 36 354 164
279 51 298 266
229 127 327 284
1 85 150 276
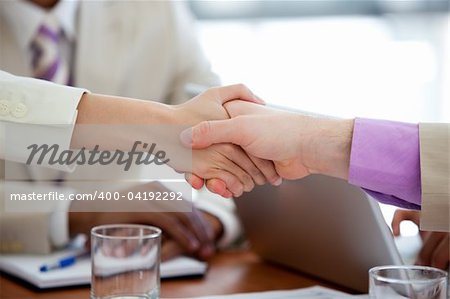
391 210 449 270
0 0 278 259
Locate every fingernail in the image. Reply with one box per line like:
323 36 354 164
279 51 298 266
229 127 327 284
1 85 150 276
222 191 233 198
273 177 283 186
180 129 193 146
190 239 200 251
256 175 266 185
255 94 265 104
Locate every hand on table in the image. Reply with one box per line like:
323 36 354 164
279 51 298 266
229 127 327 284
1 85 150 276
69 182 223 260
391 209 449 270
161 211 223 261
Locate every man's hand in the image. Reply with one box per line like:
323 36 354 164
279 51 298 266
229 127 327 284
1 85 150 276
69 183 223 260
174 85 281 197
392 210 449 270
70 209 221 261
161 211 223 261
181 100 354 182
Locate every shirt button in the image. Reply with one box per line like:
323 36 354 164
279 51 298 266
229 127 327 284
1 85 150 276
11 102 28 118
0 100 10 116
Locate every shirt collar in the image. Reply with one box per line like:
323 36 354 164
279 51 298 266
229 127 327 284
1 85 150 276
0 0 78 52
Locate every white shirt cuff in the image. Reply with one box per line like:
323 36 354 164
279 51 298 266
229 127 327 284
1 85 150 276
0 71 87 125
0 71 88 170
194 189 242 248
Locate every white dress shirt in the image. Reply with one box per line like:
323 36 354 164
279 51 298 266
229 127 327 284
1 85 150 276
0 0 241 252
0 1 84 249
0 0 78 78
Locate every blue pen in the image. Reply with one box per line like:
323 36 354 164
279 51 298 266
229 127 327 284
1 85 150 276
39 251 89 272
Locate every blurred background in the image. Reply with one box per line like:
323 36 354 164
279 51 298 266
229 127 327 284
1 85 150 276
187 0 449 236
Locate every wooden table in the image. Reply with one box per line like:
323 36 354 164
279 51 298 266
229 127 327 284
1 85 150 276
0 249 353 298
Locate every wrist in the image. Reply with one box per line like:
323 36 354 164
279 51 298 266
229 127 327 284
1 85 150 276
170 104 190 125
171 102 206 126
73 94 178 153
301 117 354 180
202 211 224 241
76 93 176 125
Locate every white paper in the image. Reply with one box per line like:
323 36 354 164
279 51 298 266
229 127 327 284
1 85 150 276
189 286 366 299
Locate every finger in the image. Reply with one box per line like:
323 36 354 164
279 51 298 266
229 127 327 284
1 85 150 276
216 145 257 192
248 154 282 186
391 210 403 237
209 168 244 197
177 211 214 248
430 235 450 270
222 144 266 187
223 100 273 118
189 176 234 198
180 118 244 149
213 84 264 105
114 239 140 258
195 210 216 242
177 211 216 260
104 229 140 258
161 240 185 262
417 232 447 266
185 173 204 190
84 238 91 252
219 160 255 196
391 210 420 236
204 179 233 198
155 214 200 253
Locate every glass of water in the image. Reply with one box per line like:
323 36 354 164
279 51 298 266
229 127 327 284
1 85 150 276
369 265 448 299
91 224 161 299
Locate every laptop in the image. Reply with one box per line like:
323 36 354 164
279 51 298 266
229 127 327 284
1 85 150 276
234 174 407 293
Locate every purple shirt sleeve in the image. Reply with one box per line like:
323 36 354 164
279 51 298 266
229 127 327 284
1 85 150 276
348 118 421 210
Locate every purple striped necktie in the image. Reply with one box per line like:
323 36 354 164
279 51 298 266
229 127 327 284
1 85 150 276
30 15 69 185
30 15 69 85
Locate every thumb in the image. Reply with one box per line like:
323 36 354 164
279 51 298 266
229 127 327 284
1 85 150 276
391 210 421 237
180 119 243 149
391 217 402 237
215 84 265 105
391 210 405 236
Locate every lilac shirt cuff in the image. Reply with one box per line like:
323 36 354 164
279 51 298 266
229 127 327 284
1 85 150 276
348 118 421 210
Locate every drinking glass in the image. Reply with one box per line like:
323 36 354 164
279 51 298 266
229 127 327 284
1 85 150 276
91 224 161 299
369 265 447 299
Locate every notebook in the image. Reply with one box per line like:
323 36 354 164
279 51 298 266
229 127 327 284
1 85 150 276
0 248 207 289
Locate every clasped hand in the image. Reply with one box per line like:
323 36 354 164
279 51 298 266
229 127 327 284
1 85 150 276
179 85 354 197
173 84 282 198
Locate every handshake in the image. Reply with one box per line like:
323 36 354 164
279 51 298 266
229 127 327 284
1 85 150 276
169 84 354 198
75 83 353 199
